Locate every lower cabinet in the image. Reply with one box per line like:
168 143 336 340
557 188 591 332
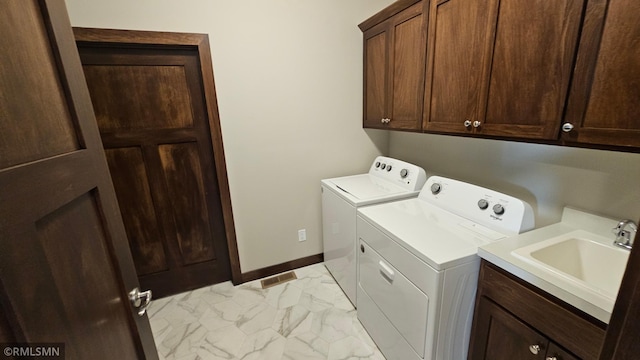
472 297 578 360
468 261 606 360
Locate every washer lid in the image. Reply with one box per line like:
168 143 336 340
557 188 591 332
330 175 408 200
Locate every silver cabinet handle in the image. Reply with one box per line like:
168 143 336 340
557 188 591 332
386 118 391 124
529 344 541 355
562 122 574 132
380 118 391 124
129 287 152 316
473 121 481 128
546 357 558 360
381 118 385 124
464 120 472 127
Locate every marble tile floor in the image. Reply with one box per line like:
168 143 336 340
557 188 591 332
148 263 386 360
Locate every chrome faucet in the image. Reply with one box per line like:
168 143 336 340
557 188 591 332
612 219 638 250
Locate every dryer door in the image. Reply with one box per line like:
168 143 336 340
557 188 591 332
359 239 429 357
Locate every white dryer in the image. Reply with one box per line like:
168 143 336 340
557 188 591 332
356 176 534 360
321 156 426 306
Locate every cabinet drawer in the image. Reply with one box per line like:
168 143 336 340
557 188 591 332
477 261 605 360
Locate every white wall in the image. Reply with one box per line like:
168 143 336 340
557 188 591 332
389 132 640 227
65 0 394 272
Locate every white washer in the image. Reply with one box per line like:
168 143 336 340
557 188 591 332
356 176 534 360
321 156 426 306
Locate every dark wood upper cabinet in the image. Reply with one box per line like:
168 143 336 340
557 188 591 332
563 0 640 148
424 0 584 140
360 0 428 131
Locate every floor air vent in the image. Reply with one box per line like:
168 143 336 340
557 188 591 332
260 271 297 289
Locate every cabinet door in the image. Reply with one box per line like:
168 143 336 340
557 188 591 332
363 2 427 130
469 297 548 360
387 2 427 130
363 22 388 128
563 0 640 148
424 0 498 134
482 0 584 139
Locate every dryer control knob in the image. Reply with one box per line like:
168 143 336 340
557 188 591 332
381 163 386 170
431 183 442 195
478 199 489 210
386 165 392 172
375 161 381 168
493 204 505 215
400 169 409 178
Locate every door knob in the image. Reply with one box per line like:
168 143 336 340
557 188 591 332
129 287 152 316
562 122 574 132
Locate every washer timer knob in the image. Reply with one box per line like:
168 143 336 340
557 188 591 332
400 169 409 178
493 204 505 215
478 199 489 210
386 165 392 172
430 183 442 195
375 161 381 168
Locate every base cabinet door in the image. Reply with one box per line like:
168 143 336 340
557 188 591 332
470 297 579 360
470 297 549 360
468 262 604 360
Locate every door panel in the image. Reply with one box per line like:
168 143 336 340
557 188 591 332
78 42 231 298
105 147 169 276
477 298 547 359
158 142 217 265
364 28 388 127
0 1 156 358
83 64 194 131
424 0 497 133
563 0 640 148
390 7 426 129
484 0 583 139
0 1 79 169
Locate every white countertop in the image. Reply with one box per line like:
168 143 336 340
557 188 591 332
478 207 629 324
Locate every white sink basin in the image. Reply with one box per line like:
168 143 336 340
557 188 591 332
512 230 630 300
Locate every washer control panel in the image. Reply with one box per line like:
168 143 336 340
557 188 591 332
421 176 534 234
369 156 427 191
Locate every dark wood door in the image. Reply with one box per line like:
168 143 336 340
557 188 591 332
563 0 640 148
75 30 235 298
481 0 583 139
469 297 549 360
0 1 157 358
423 0 498 134
425 0 583 140
362 1 427 130
363 23 388 128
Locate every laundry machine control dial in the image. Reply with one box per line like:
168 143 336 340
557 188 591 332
386 165 392 172
478 199 489 210
430 183 442 195
400 169 408 178
493 204 505 215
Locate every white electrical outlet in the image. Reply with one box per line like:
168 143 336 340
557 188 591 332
298 229 307 242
